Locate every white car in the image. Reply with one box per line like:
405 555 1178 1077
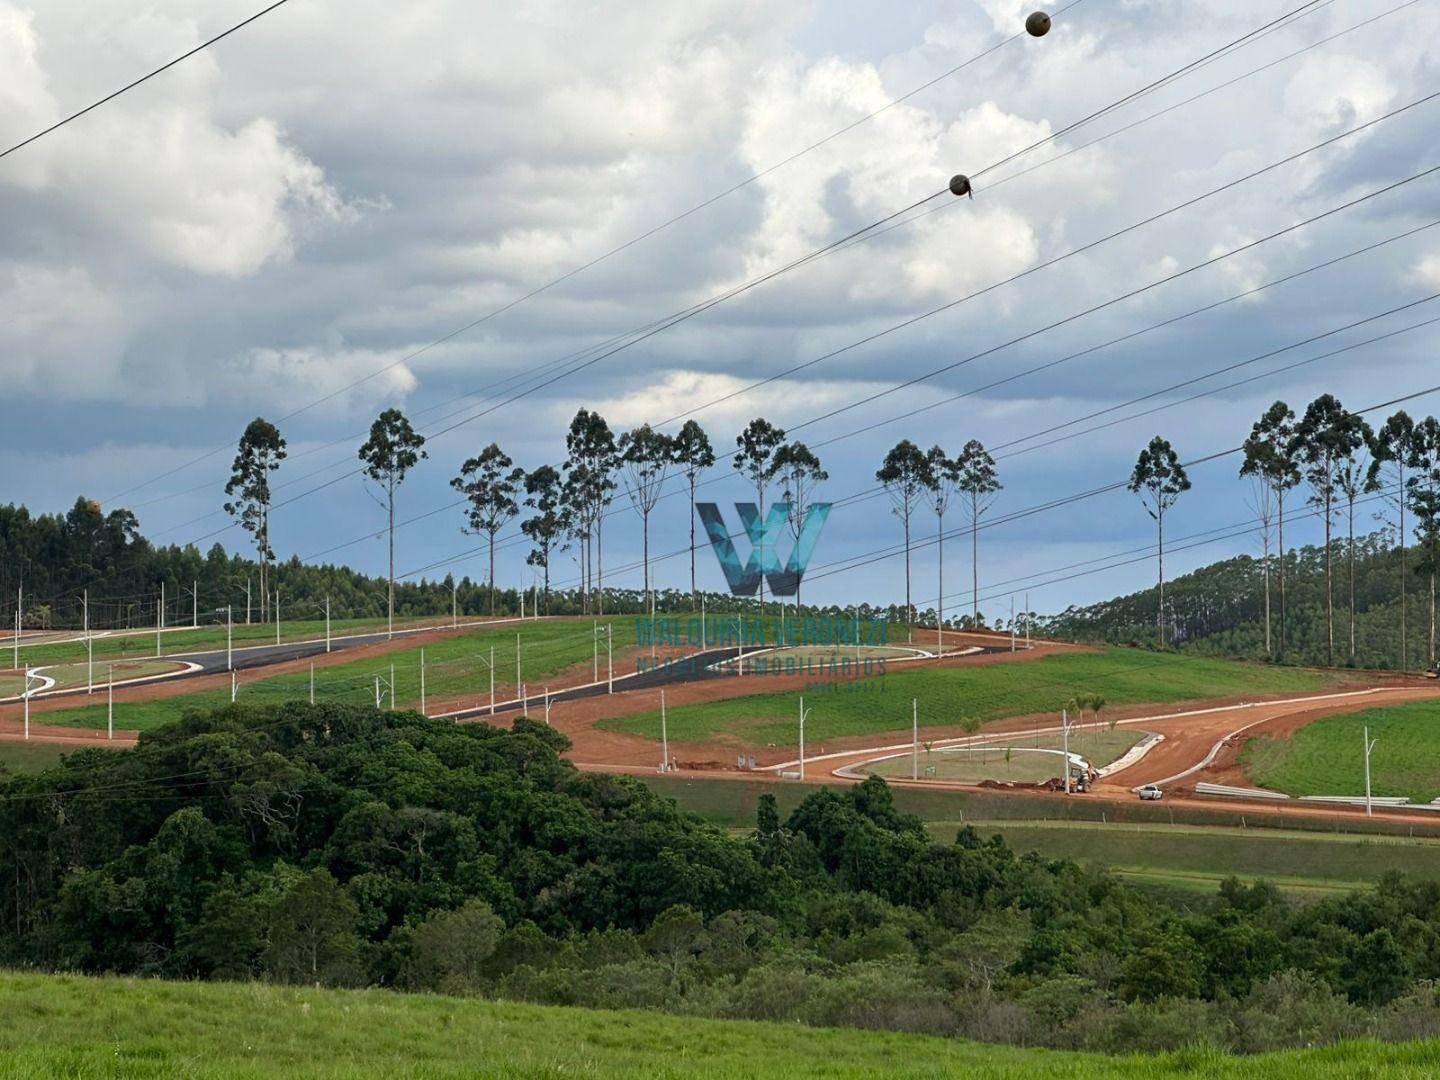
1137 785 1163 801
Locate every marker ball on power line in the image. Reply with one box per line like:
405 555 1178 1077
1026 11 1051 36
949 174 973 198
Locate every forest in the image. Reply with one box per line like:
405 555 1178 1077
3 700 1440 1055
1043 532 1438 670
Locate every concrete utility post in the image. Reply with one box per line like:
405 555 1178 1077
156 582 163 657
108 664 114 740
489 645 496 716
13 585 21 668
593 619 599 681
1364 726 1378 817
606 624 613 694
419 649 426 716
660 688 669 772
192 580 198 628
309 663 315 705
1062 708 1072 795
325 595 332 653
245 577 252 625
231 669 238 703
515 633 521 692
912 698 919 780
22 667 34 741
275 591 281 646
798 697 810 781
452 581 458 627
226 605 233 671
543 685 551 725
84 589 92 694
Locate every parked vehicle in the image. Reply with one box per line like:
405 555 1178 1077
1138 784 1163 801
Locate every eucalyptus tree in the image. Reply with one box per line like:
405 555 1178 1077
451 444 524 615
774 442 827 607
618 424 675 610
565 410 618 615
224 418 287 623
1240 402 1300 656
1409 416 1440 670
922 445 958 651
358 409 428 635
521 465 566 610
1291 395 1366 667
1336 415 1377 663
1128 436 1191 649
671 420 715 603
877 439 929 642
733 418 788 610
1370 411 1420 667
956 440 1002 629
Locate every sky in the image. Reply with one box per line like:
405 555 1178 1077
3 0 1439 620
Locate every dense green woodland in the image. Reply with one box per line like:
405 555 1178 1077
0 498 915 630
1044 531 1438 670
4 701 1440 1055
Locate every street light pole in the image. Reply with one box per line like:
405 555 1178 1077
798 697 810 780
1062 708 1072 795
1364 725 1378 817
912 698 919 781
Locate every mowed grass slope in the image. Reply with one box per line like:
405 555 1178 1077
945 820 1440 896
1243 700 1440 803
3 971 1440 1078
14 614 463 667
39 618 635 733
604 650 1330 746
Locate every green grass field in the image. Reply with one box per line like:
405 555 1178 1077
941 819 1440 895
868 730 1143 784
0 742 81 775
604 650 1330 747
38 618 639 733
1243 700 1440 803
1 971 1437 1078
10 613 484 668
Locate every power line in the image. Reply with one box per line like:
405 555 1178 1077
103 0 1094 506
0 0 294 162
138 0 1334 536
388 151 1440 582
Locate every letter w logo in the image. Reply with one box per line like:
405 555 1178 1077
696 501 831 597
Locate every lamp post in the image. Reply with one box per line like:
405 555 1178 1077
1364 725 1378 817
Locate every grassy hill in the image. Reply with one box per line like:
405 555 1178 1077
1242 699 1440 803
1042 532 1437 672
602 649 1329 746
2 971 1439 1078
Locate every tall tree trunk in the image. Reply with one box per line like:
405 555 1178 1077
1324 493 1334 667
1157 506 1165 649
904 511 912 644
971 499 980 628
1400 484 1407 668
1262 524 1271 656
937 511 944 655
1277 488 1286 658
488 532 497 616
388 472 395 635
1348 497 1356 663
642 510 650 608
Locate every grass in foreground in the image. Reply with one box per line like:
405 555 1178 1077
604 650 1330 746
2 971 1439 1078
1243 700 1440 803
